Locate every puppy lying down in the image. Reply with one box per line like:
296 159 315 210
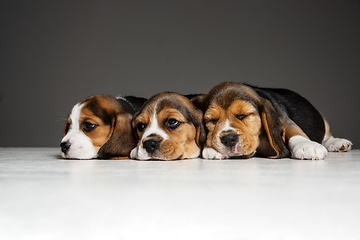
192 82 352 160
60 94 146 159
130 92 206 160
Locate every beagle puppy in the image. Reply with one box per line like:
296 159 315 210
130 92 206 160
192 82 352 160
60 94 147 159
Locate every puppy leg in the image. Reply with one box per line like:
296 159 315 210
202 147 227 160
288 136 328 160
281 118 327 160
322 137 352 152
321 120 352 152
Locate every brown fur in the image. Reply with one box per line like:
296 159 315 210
63 94 138 159
132 92 205 160
204 100 262 156
193 82 291 159
79 107 112 153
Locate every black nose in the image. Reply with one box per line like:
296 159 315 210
143 139 159 154
60 141 71 154
221 133 238 148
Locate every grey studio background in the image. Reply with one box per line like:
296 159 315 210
1 0 359 148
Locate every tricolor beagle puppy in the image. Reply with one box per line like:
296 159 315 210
130 92 206 160
60 94 147 159
192 82 352 160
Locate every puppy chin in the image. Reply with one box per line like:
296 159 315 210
130 146 172 160
218 143 255 159
61 131 97 159
227 151 256 159
61 148 98 160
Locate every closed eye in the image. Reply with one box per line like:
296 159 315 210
236 113 252 121
209 119 219 124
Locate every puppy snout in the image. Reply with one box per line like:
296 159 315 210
221 133 238 148
60 141 71 154
143 139 159 154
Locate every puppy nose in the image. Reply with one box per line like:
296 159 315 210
143 139 159 154
221 133 238 148
60 141 71 154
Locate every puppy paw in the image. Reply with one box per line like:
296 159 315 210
130 147 138 159
322 137 352 152
202 147 226 160
289 136 328 160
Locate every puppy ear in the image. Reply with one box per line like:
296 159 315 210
131 113 140 141
190 94 206 112
192 108 206 148
98 113 136 159
259 98 290 159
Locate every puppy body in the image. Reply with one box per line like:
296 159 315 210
194 82 352 160
60 94 147 159
131 92 206 160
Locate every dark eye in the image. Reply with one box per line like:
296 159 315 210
164 118 182 130
209 119 218 124
64 122 70 134
137 122 147 132
81 122 97 132
236 114 246 120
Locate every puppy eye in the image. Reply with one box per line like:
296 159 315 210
81 122 97 132
209 119 218 124
164 118 182 130
64 122 70 134
236 114 246 120
137 122 147 132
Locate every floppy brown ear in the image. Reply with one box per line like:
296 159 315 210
192 108 206 148
98 113 137 159
131 113 140 141
190 94 207 112
259 98 290 159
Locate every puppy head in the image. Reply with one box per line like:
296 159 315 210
194 82 288 159
60 94 136 159
131 92 205 160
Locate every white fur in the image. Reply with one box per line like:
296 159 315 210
217 120 242 155
132 113 169 160
130 147 148 160
202 147 227 160
216 120 240 155
288 135 328 160
142 113 169 140
130 146 151 160
60 103 97 159
219 120 237 133
322 136 352 152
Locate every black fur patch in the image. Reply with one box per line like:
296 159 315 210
122 96 147 114
246 84 325 143
84 98 112 126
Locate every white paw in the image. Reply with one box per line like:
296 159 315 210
289 136 328 160
130 147 138 159
322 137 352 152
202 147 226 160
130 146 151 160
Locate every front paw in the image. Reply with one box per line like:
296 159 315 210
289 136 328 160
202 147 226 160
322 137 352 152
130 147 138 159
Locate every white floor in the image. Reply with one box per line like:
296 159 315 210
0 148 359 240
